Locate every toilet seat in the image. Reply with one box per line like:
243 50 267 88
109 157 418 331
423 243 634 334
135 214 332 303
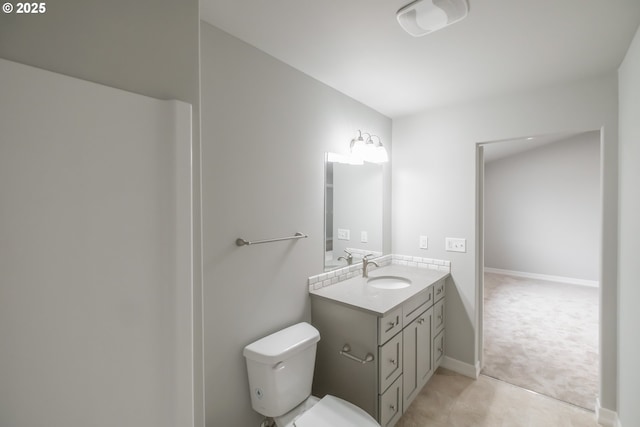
289 395 379 427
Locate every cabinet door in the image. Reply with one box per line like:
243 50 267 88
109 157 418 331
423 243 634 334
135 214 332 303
379 374 403 427
402 307 433 409
379 306 403 345
434 278 445 302
434 329 445 369
379 332 403 393
433 298 445 337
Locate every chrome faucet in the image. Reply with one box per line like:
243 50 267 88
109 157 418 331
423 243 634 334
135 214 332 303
362 254 379 278
337 249 353 265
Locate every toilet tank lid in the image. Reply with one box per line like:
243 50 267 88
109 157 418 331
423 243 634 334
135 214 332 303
243 322 320 364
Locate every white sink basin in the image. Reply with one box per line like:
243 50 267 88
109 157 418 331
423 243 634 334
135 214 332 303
367 275 412 289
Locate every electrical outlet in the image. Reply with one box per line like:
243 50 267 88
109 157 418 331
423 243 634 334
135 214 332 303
419 235 428 249
445 237 466 253
361 231 368 243
337 228 350 240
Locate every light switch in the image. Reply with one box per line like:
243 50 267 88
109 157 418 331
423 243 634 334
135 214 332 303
361 231 368 243
419 235 428 249
445 237 466 253
337 228 350 240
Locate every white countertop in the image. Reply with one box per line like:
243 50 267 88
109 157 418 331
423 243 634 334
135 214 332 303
309 264 449 316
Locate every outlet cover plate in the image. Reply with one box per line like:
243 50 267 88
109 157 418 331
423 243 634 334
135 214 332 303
419 235 428 249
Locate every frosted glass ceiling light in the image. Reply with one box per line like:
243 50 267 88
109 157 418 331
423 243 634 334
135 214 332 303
397 0 469 37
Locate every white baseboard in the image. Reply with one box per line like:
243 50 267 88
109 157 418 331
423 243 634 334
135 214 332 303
441 356 480 379
484 267 599 288
596 398 621 427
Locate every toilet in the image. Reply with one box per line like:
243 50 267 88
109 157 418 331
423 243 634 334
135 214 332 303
243 322 380 427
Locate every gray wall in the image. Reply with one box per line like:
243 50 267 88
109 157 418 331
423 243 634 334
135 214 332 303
618 25 640 427
0 58 191 427
0 0 199 108
392 74 619 411
200 23 391 426
484 132 601 281
0 3 204 426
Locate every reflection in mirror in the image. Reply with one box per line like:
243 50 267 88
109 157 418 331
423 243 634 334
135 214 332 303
324 153 383 271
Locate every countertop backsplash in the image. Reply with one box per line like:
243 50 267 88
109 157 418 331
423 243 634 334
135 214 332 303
308 254 451 292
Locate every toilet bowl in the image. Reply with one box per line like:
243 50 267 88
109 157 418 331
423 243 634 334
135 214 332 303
274 395 378 427
243 322 380 427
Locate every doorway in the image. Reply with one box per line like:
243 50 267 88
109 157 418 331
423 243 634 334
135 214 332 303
476 130 601 410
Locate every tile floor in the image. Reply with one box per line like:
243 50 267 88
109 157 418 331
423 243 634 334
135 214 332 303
397 369 602 427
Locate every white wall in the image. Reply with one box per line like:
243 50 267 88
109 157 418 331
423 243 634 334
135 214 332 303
0 59 192 427
0 4 204 425
392 74 619 410
617 25 640 427
484 132 601 282
200 23 391 426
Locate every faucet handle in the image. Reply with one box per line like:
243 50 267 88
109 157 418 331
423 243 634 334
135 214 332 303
363 254 374 260
343 249 353 258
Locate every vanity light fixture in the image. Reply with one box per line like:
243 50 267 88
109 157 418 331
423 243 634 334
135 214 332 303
350 130 389 164
396 0 469 37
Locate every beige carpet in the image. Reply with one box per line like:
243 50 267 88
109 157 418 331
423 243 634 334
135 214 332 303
482 273 598 410
398 368 601 427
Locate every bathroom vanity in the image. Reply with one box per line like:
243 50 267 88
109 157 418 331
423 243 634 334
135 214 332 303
309 265 448 427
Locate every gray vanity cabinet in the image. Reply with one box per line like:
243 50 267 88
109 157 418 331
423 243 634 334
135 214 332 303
402 307 433 408
433 279 446 369
310 298 379 418
311 278 446 427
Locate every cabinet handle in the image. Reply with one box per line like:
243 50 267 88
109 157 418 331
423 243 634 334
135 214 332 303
418 317 425 324
390 405 396 411
437 315 443 321
390 358 397 365
437 288 442 295
339 344 374 364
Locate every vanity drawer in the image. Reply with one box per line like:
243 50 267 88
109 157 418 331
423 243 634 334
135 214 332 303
379 374 402 427
379 332 402 393
434 329 445 368
378 306 402 344
434 279 445 302
433 298 445 336
402 287 433 327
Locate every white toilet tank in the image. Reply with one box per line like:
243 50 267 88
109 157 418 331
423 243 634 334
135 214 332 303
243 322 321 418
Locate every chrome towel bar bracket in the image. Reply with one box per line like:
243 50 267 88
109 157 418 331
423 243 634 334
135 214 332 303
235 232 308 247
339 344 375 364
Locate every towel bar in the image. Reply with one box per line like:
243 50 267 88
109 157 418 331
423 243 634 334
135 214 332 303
235 232 308 247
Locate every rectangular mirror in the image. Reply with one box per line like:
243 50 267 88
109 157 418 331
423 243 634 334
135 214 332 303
324 153 383 271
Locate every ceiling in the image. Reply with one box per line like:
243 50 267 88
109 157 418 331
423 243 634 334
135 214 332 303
200 0 640 119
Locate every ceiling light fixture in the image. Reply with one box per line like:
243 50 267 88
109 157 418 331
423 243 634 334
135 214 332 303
396 0 469 37
350 130 389 164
